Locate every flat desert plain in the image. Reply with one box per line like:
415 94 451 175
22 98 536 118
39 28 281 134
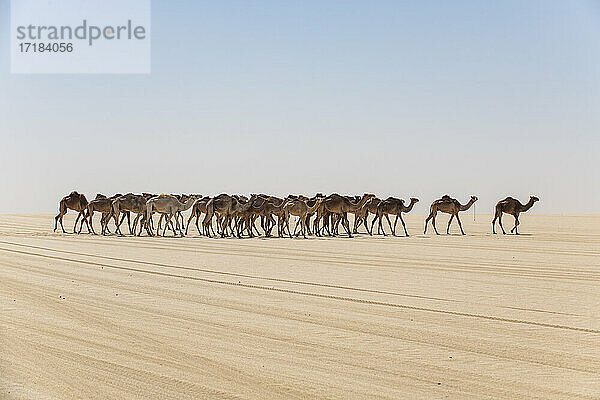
0 213 599 399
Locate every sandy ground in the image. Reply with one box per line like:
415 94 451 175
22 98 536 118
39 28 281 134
0 213 598 399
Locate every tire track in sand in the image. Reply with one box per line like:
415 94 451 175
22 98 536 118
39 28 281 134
0 244 597 334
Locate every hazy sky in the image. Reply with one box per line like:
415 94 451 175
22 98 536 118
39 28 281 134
1 0 599 213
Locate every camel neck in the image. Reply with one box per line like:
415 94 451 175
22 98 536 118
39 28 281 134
459 199 475 211
404 199 417 212
520 199 535 212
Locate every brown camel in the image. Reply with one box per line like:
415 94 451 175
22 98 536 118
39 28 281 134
86 193 122 235
256 196 289 237
373 197 419 236
230 195 260 238
322 194 375 237
202 194 255 238
185 196 210 236
424 195 478 235
54 191 90 233
351 197 382 234
111 194 152 236
492 196 539 234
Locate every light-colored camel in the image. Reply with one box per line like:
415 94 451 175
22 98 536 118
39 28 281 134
424 195 478 235
111 194 151 236
492 196 539 234
372 197 419 236
146 194 199 236
322 194 375 237
282 198 323 238
54 191 90 233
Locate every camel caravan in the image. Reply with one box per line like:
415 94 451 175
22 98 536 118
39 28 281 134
54 191 539 238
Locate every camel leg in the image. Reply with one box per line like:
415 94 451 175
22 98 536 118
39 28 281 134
286 215 293 238
126 212 132 235
114 211 123 235
338 214 352 238
81 211 91 234
370 215 378 236
511 214 520 235
377 213 386 236
162 215 170 236
88 210 96 235
424 211 434 234
157 214 164 236
456 213 465 235
446 215 454 234
345 214 353 238
53 206 63 232
195 214 203 236
301 216 307 238
385 214 394 236
100 213 110 235
498 213 506 234
131 214 140 236
185 212 195 235
293 217 300 237
398 214 408 236
492 211 499 234
432 213 439 235
392 215 399 236
353 215 360 234
117 213 127 234
73 212 81 233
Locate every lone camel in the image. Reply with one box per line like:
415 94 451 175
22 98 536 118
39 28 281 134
492 196 539 234
54 191 90 233
424 195 478 235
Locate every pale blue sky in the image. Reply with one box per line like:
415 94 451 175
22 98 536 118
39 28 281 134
0 0 599 213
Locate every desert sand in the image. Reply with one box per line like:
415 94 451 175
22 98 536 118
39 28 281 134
0 213 598 399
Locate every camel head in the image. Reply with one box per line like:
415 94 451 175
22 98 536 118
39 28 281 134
409 197 419 204
95 194 107 199
470 196 478 202
530 195 540 203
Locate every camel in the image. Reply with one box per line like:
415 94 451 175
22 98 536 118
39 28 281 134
54 191 90 233
86 194 122 235
424 195 478 235
322 194 376 237
229 195 259 238
146 194 199 236
254 196 289 237
282 198 323 238
202 194 254 238
185 196 210 236
351 197 382 234
111 194 152 236
373 197 419 236
492 196 539 234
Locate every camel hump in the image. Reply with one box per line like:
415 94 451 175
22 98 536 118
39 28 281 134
441 195 452 200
